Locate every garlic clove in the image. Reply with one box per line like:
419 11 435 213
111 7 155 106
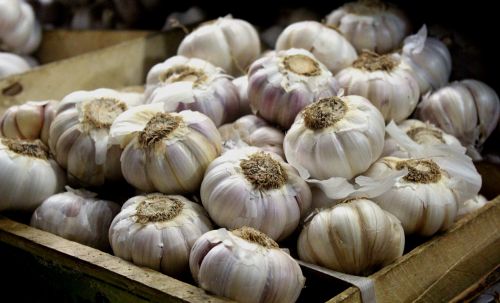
456 195 488 220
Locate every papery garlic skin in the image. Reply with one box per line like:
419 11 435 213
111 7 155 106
201 147 311 241
109 194 213 276
1 100 57 144
248 48 340 129
232 75 252 116
276 21 358 74
456 195 488 220
31 187 120 250
336 51 419 123
110 105 222 194
49 88 143 186
325 1 410 54
0 51 31 78
190 227 305 303
145 56 240 126
178 16 260 76
0 1 42 54
401 26 451 94
284 95 385 180
416 80 500 159
298 198 404 275
0 138 66 211
218 115 285 158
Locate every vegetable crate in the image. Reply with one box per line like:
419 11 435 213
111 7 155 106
0 30 498 303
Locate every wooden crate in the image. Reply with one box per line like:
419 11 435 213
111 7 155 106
0 31 499 303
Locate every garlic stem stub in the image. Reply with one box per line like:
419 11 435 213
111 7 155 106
145 56 241 126
178 15 260 76
200 147 311 241
325 0 410 54
0 138 66 211
49 89 143 187
110 104 222 194
109 193 213 277
248 48 340 129
190 227 305 303
336 51 420 123
284 95 385 180
275 21 358 74
31 187 120 250
298 198 405 276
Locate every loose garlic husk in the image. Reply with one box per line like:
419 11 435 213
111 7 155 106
284 95 385 180
49 88 143 187
109 193 213 277
298 198 404 275
110 104 222 194
201 147 311 241
232 75 252 116
0 138 66 211
145 56 240 126
248 48 340 129
416 79 500 159
0 1 42 54
456 195 488 220
325 0 410 54
382 119 462 158
336 51 419 122
400 26 452 94
0 51 31 78
190 227 305 303
30 187 120 250
1 100 57 144
178 15 260 76
275 21 358 74
218 115 285 158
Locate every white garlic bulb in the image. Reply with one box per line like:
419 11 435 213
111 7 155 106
200 147 311 241
109 193 213 276
416 79 500 159
49 88 143 187
0 1 42 54
276 21 358 74
298 198 404 275
110 104 222 194
31 187 120 251
284 95 385 180
218 115 285 158
190 227 305 303
0 51 31 78
232 75 252 116
248 48 340 129
178 15 260 76
0 138 66 211
337 51 420 122
382 119 462 158
325 0 410 54
457 195 488 220
1 100 57 144
145 56 240 126
401 26 452 94
0 0 21 34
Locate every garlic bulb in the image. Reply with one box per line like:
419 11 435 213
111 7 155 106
284 95 385 180
218 115 285 158
457 195 488 220
298 198 404 275
49 89 143 187
401 26 452 94
200 147 311 241
416 79 500 159
275 21 358 74
248 48 340 129
336 51 419 122
0 52 31 78
382 119 462 158
0 0 21 34
190 227 305 303
325 0 410 54
178 15 260 76
0 138 66 211
110 104 222 193
1 100 57 144
109 193 212 276
145 56 240 126
0 1 42 54
30 187 120 250
232 75 252 116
